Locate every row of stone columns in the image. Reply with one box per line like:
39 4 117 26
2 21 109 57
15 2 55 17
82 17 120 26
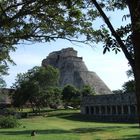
84 105 137 115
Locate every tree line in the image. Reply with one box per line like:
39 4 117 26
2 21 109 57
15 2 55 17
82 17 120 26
11 65 95 112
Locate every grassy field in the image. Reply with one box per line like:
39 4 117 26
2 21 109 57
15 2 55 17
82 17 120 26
0 109 140 140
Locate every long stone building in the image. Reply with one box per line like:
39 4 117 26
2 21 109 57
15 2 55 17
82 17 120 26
81 93 138 122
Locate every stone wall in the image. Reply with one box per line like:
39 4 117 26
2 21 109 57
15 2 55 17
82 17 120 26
81 93 138 122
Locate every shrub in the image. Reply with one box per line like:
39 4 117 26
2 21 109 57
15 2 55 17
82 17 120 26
0 116 20 128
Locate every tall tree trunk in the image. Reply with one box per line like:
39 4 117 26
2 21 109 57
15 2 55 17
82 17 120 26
127 0 140 127
133 37 140 127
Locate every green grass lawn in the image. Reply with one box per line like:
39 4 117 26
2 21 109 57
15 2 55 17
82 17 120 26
0 109 140 140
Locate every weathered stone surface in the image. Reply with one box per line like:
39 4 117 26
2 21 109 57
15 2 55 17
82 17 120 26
80 92 138 122
42 48 112 95
81 92 137 106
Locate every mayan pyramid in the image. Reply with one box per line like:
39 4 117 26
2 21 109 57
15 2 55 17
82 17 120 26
42 48 112 95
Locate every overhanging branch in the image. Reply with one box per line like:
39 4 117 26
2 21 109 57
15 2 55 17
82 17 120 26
91 0 135 68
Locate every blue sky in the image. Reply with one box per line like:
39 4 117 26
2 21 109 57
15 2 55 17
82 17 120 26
3 8 131 91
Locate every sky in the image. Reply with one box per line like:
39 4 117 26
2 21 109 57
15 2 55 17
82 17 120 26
3 39 130 91
3 7 131 91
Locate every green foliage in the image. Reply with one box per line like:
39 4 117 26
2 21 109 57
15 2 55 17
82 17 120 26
12 65 60 111
62 84 80 106
0 0 95 79
122 80 135 93
112 89 123 94
0 0 136 87
13 80 40 107
0 62 9 88
42 87 62 109
0 1 138 70
0 116 20 128
0 77 6 88
81 85 96 96
62 85 95 107
113 80 135 94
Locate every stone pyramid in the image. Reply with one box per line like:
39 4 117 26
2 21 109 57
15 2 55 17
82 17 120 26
42 48 112 95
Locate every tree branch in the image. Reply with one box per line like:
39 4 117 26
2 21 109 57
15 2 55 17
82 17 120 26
91 0 135 68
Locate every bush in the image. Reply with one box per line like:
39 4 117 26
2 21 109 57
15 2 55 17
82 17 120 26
0 116 20 128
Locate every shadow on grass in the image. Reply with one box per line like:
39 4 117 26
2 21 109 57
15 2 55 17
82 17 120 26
26 109 138 125
0 129 70 135
46 111 96 121
0 126 123 136
0 127 103 136
122 134 140 140
72 126 122 133
0 126 139 140
56 113 97 122
28 109 75 117
56 112 139 124
0 127 110 135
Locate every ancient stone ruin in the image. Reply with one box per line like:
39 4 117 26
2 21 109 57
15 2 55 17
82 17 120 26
81 92 138 122
42 47 112 95
42 47 138 122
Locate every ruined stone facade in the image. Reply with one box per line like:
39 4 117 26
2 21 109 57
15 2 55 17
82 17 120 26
81 93 138 122
42 48 112 95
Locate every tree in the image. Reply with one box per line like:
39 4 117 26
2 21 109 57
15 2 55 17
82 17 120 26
62 84 80 107
122 80 135 94
57 0 139 126
43 87 62 109
87 0 140 126
0 0 92 79
112 80 135 94
122 68 135 93
0 63 10 88
0 77 6 88
112 89 123 94
81 85 96 96
12 65 60 112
